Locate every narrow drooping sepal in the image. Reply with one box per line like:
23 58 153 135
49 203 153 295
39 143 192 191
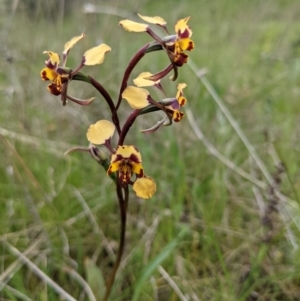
67 95 95 106
141 116 171 133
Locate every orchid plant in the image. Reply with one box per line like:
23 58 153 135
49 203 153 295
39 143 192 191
40 13 194 300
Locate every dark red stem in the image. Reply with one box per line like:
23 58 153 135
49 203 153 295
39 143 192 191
118 109 140 145
115 43 150 112
89 76 121 134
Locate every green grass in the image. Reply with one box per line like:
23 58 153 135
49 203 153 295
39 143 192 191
1 0 300 300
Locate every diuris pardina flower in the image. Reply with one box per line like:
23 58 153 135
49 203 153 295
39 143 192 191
165 17 194 66
40 34 111 105
86 120 156 199
122 83 187 123
119 14 194 67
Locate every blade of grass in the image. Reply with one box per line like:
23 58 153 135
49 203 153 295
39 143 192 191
1 241 77 301
132 227 189 301
187 59 300 248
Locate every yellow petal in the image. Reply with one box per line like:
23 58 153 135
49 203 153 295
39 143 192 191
177 83 187 91
40 67 58 81
115 145 142 162
175 17 192 37
122 86 149 109
86 120 115 145
131 162 144 177
133 72 159 87
43 51 60 66
178 38 194 51
172 110 185 122
176 83 187 100
119 20 148 32
133 176 156 199
83 44 111 66
107 159 121 174
63 33 85 55
137 13 166 26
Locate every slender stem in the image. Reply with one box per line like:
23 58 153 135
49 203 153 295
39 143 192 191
115 43 150 112
89 76 121 134
118 110 140 146
102 182 127 301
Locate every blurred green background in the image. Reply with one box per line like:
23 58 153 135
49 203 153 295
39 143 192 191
1 0 300 300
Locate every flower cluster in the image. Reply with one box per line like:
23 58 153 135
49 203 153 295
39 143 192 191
40 14 194 199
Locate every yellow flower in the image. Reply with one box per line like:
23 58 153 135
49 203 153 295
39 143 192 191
40 34 85 96
86 121 156 199
107 145 144 183
40 34 111 97
164 83 187 122
166 17 194 66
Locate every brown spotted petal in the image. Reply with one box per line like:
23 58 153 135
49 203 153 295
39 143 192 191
47 83 61 96
43 51 60 69
175 17 192 39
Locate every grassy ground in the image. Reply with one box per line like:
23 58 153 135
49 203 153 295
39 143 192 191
1 0 300 300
